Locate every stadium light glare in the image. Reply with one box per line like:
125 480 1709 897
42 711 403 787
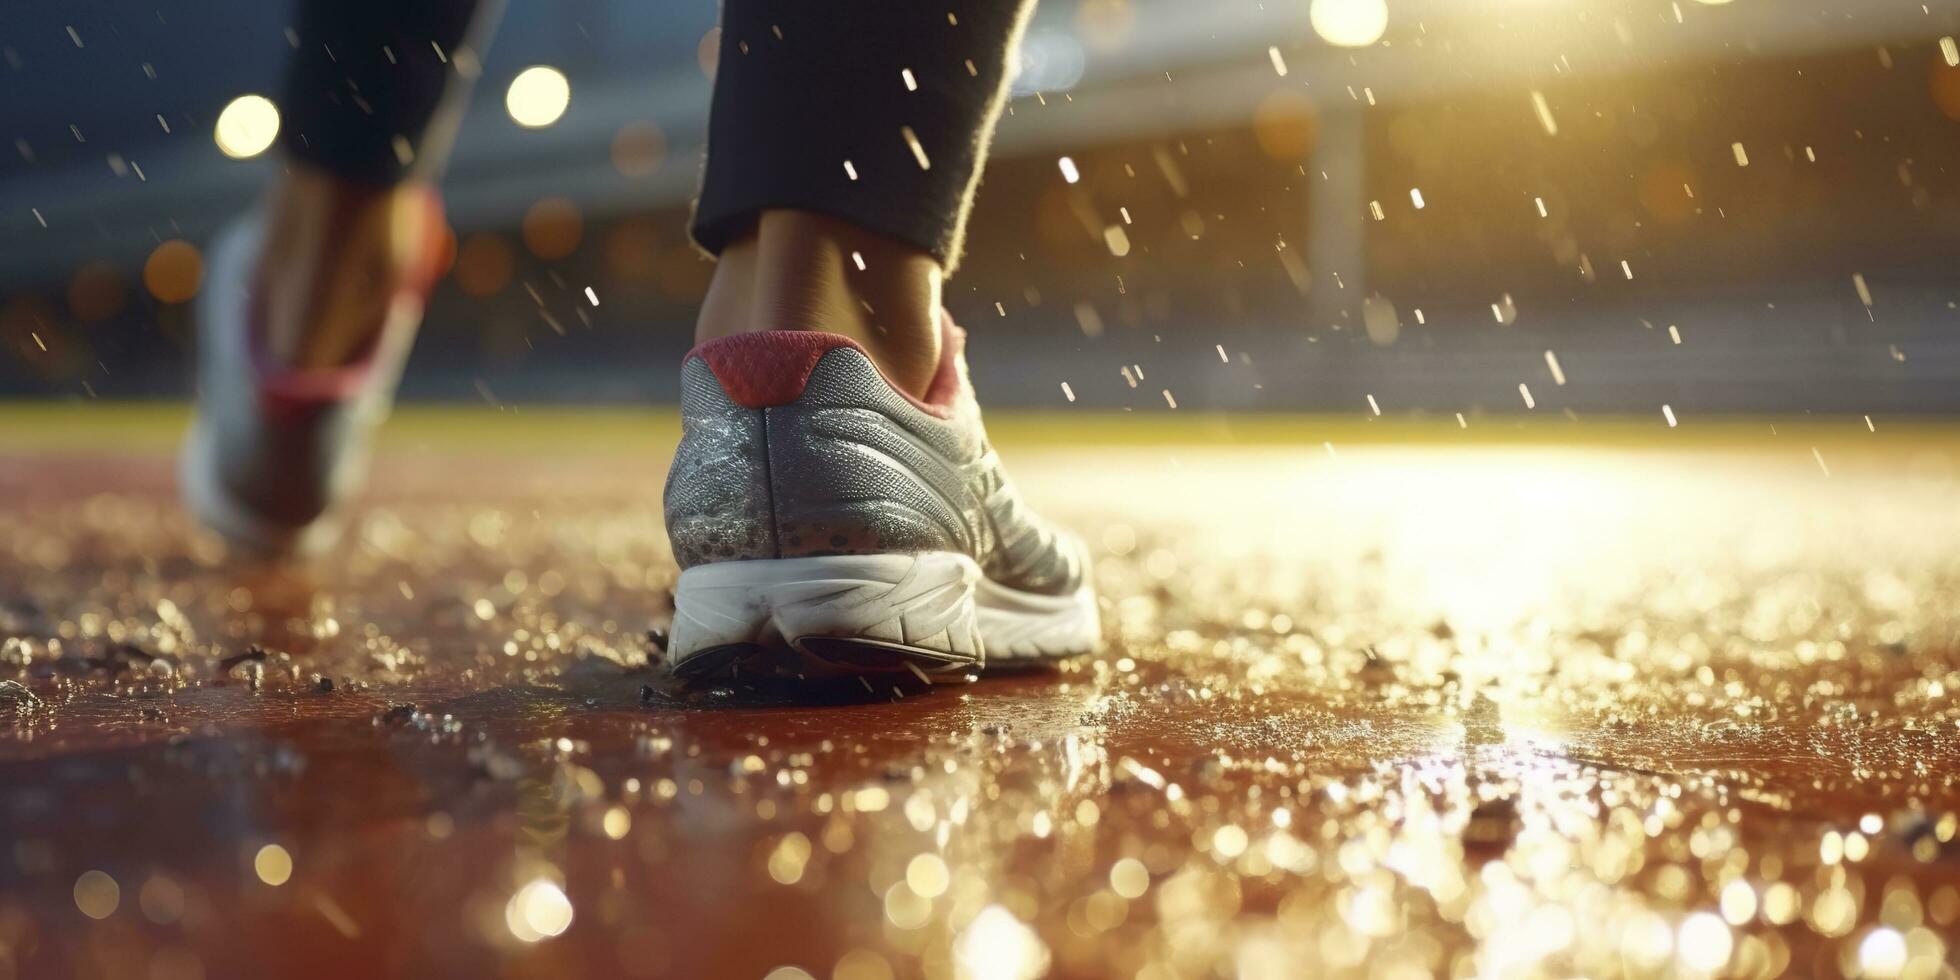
1309 0 1388 48
214 94 280 159
506 66 571 128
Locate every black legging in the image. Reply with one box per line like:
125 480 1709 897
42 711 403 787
279 1 1035 270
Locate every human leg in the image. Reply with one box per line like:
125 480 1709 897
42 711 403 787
691 0 1034 398
664 1 1102 676
262 0 495 368
181 0 499 553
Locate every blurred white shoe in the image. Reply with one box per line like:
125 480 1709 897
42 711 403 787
178 207 438 557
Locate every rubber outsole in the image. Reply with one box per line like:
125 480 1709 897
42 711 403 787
667 552 1098 679
667 637 974 681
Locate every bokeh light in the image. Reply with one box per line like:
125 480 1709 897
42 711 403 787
610 120 667 178
1013 31 1087 96
453 233 514 298
73 870 119 919
213 94 280 159
1310 0 1388 48
903 853 949 898
505 878 574 942
1109 858 1150 898
954 905 1047 980
142 240 203 304
1678 911 1734 973
1857 927 1908 979
1074 0 1136 53
768 832 812 885
1719 879 1757 925
505 66 570 128
253 844 292 886
601 806 631 839
1931 58 1960 121
833 949 892 980
697 28 721 81
1103 224 1131 256
521 197 583 260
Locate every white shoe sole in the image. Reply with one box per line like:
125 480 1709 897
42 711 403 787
667 552 1099 677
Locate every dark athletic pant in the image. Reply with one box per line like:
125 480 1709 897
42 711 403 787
279 1 1035 269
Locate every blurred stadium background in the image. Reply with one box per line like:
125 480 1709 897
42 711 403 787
4 0 1960 415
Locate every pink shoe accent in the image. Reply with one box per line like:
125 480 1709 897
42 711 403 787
246 189 447 413
691 331 860 410
920 311 965 412
688 314 966 419
249 303 401 410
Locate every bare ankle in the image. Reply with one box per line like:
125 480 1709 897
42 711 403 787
257 166 440 370
696 210 943 397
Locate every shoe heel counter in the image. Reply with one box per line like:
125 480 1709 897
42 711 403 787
666 334 969 569
663 357 777 569
761 348 972 560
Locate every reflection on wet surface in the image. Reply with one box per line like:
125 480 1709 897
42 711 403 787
2 431 1958 979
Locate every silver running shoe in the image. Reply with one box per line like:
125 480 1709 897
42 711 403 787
179 215 432 557
663 318 1101 677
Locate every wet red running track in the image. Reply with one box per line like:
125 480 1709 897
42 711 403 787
2 417 1958 979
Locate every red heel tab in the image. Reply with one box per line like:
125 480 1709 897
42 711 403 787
243 189 446 412
687 322 964 417
688 331 864 409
